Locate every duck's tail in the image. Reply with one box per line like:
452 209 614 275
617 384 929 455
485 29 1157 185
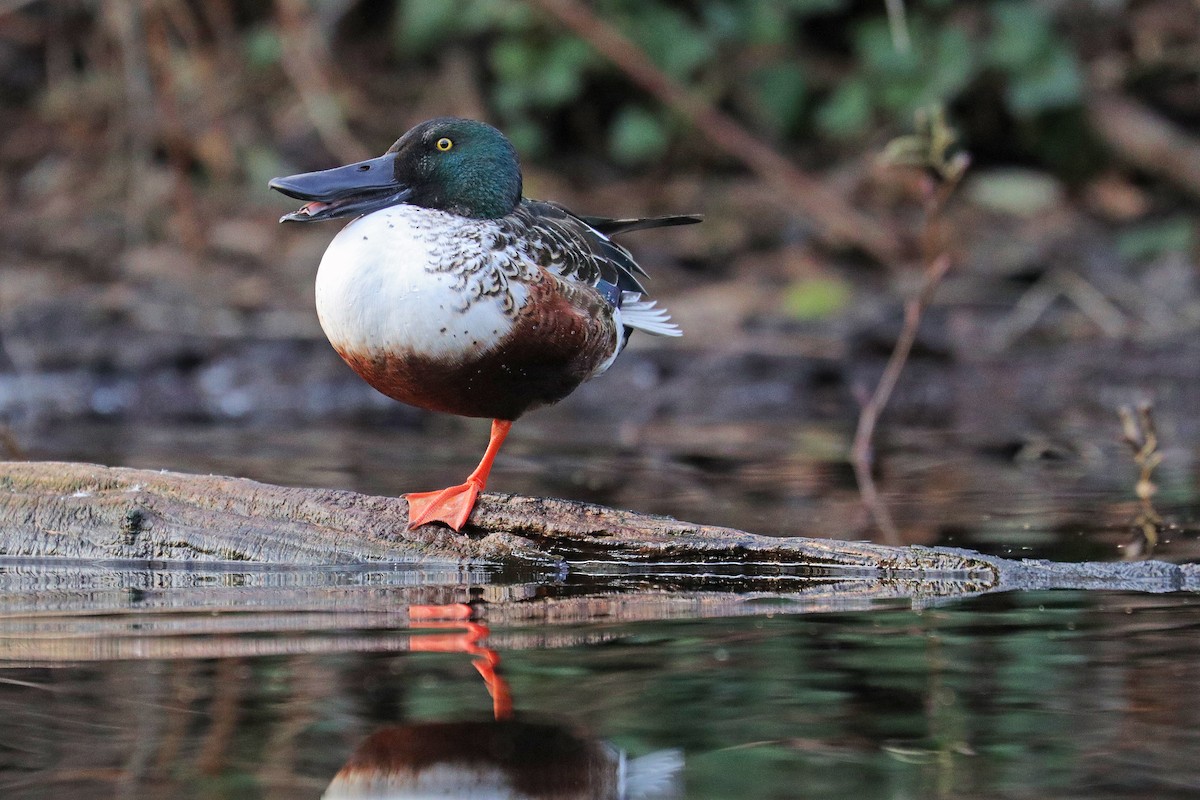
619 292 682 338
581 214 702 237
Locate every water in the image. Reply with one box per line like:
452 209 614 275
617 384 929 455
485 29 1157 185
3 417 1199 798
0 560 1198 799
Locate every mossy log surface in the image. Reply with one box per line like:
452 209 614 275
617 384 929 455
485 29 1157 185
0 461 1195 597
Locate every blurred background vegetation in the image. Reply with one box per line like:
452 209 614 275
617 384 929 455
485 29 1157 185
2 0 1196 289
1 0 1194 208
1 0 1199 544
2 0 1196 354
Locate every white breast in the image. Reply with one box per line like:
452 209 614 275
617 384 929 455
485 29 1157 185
314 206 524 361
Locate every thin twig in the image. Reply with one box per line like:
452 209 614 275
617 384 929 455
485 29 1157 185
1088 92 1200 201
1119 403 1163 557
145 6 207 250
988 272 1062 351
884 0 912 55
851 108 968 543
107 0 157 243
274 0 370 164
526 0 900 262
851 254 952 543
1055 269 1128 338
990 268 1130 350
196 658 244 775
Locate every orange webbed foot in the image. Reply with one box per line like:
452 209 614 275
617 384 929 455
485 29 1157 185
406 420 512 532
406 480 482 531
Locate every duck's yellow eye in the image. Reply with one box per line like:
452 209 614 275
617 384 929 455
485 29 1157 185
436 137 453 152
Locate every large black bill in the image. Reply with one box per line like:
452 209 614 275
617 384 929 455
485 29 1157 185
269 153 412 222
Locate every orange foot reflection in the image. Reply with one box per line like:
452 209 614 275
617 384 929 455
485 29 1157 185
408 603 512 720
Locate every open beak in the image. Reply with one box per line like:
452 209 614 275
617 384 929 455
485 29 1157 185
269 153 412 223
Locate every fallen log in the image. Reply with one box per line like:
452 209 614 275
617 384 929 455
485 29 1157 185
0 461 986 573
0 461 1195 602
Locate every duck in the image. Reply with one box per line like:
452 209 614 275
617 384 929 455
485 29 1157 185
269 117 698 531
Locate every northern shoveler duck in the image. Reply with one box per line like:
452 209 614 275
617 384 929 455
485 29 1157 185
269 117 698 531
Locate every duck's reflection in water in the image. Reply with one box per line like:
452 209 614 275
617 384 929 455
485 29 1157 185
407 602 514 720
322 719 683 800
322 603 682 799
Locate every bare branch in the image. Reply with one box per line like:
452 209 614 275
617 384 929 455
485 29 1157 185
527 0 900 262
851 254 953 543
851 108 968 542
1119 403 1164 556
274 0 370 164
1089 92 1200 201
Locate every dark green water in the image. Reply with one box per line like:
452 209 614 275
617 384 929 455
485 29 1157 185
0 564 1197 799
4 417 1200 798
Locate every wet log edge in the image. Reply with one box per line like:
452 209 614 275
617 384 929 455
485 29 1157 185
0 461 1196 595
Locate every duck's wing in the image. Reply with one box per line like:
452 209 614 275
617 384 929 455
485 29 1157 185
510 201 695 337
517 202 702 290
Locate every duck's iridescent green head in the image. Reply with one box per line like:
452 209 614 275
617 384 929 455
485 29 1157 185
269 117 522 222
388 118 522 218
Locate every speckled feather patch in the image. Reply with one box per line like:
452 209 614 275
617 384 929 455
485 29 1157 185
414 200 649 316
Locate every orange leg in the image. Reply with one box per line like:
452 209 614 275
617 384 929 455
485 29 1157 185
408 604 514 720
407 419 512 531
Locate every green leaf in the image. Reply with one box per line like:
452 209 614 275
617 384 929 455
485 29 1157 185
502 116 545 156
855 18 919 75
1117 217 1195 261
490 39 537 81
986 1 1054 70
879 78 924 116
466 0 530 32
929 26 975 99
530 37 591 106
701 3 743 42
784 0 849 15
491 36 591 110
749 63 808 134
966 169 1063 217
816 79 872 138
627 7 715 79
740 1 790 46
782 277 852 320
244 26 282 68
859 20 976 116
1005 45 1082 115
608 106 670 165
394 0 461 53
492 81 531 116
